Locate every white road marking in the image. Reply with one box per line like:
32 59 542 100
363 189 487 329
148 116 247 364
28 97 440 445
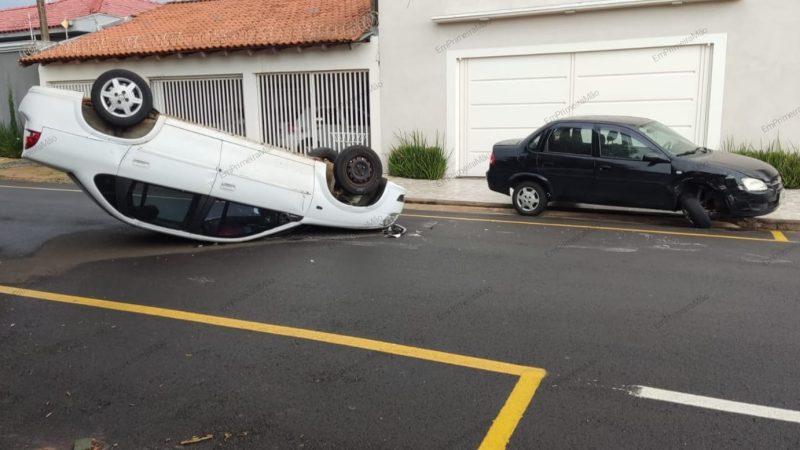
629 385 800 424
0 184 81 193
564 245 638 253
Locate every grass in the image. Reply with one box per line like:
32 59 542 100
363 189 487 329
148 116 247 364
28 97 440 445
387 130 449 180
0 87 22 158
722 137 800 189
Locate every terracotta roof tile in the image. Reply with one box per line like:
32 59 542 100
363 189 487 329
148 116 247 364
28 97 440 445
20 0 375 65
0 0 159 34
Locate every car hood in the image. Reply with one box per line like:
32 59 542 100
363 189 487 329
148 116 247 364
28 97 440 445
688 151 779 180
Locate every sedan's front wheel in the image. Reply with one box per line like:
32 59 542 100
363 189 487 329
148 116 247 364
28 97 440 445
513 181 547 216
680 194 712 228
334 145 383 196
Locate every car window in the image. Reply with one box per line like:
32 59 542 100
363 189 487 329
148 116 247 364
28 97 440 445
127 182 198 229
637 121 697 156
201 198 290 238
527 133 542 152
546 126 593 156
598 127 655 161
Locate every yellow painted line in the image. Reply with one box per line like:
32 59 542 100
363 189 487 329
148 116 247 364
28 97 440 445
771 231 790 242
478 370 544 450
404 213 788 244
0 285 546 449
0 285 538 377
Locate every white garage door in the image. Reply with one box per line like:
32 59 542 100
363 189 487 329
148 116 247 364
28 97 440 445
459 45 713 176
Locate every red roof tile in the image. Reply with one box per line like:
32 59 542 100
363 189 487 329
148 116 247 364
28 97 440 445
0 0 159 34
20 0 375 65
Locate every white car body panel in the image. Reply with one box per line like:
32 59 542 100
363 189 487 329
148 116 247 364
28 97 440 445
18 86 405 243
119 122 222 197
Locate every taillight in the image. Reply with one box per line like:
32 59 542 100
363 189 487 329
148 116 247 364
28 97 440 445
24 130 41 149
489 153 496 166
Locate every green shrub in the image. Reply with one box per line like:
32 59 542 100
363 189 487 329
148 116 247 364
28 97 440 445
388 130 448 180
722 137 800 189
0 87 22 158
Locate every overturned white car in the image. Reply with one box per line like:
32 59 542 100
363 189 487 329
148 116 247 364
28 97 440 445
19 70 405 242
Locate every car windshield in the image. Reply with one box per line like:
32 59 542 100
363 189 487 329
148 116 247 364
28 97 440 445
637 121 701 157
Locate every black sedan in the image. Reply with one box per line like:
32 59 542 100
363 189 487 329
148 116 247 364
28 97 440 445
486 116 783 228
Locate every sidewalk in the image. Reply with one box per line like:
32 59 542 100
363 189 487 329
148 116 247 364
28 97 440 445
0 157 71 184
389 176 800 228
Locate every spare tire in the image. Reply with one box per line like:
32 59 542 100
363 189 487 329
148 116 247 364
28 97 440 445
91 69 153 128
308 147 338 163
334 145 383 196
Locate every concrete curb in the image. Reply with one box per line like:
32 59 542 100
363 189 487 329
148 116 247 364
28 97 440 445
406 197 513 209
406 198 800 232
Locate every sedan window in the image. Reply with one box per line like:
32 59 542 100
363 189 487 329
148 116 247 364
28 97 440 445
201 199 291 238
127 182 198 229
599 127 656 161
546 126 593 156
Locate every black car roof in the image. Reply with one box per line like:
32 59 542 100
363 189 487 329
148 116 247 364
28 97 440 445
550 116 654 127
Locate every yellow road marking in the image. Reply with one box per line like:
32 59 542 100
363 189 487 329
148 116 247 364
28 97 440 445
771 231 790 242
0 285 546 449
404 213 788 244
478 370 543 450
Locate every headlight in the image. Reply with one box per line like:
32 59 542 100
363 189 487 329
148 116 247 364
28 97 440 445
740 177 769 192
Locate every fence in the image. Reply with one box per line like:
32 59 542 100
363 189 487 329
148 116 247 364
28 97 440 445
258 70 370 154
151 76 245 137
49 80 92 97
48 70 372 152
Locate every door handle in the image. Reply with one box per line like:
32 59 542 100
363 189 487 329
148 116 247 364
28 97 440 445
220 182 236 191
598 164 613 171
132 158 150 168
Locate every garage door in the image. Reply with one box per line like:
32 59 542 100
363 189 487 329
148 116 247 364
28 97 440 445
459 45 713 176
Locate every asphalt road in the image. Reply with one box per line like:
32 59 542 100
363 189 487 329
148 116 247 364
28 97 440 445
1 182 799 449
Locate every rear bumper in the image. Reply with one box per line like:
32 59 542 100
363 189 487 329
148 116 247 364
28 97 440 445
486 170 509 195
725 188 782 217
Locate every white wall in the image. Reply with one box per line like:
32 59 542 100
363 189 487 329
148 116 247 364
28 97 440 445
379 0 800 167
38 39 382 153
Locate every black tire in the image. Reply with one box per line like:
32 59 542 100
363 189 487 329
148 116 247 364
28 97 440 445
307 147 338 163
91 69 153 128
334 145 383 195
513 181 547 216
680 194 712 228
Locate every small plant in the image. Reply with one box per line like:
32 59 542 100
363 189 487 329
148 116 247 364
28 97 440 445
0 87 23 158
388 130 448 180
722 137 800 189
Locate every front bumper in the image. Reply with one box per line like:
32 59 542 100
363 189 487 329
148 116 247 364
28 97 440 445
725 187 782 218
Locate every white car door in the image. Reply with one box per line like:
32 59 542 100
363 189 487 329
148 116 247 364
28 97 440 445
212 140 315 216
118 121 221 195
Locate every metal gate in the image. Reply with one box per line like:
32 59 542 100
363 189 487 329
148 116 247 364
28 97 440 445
49 81 92 97
258 70 370 154
151 76 246 136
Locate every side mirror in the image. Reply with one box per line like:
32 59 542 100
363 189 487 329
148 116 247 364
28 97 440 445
642 153 670 164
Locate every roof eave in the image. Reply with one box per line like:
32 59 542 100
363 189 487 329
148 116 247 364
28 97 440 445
21 37 371 66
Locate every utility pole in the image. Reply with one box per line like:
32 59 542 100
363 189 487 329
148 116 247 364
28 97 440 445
36 0 49 41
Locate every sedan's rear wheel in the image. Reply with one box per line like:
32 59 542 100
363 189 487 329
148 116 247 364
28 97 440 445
91 69 153 128
513 181 547 216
